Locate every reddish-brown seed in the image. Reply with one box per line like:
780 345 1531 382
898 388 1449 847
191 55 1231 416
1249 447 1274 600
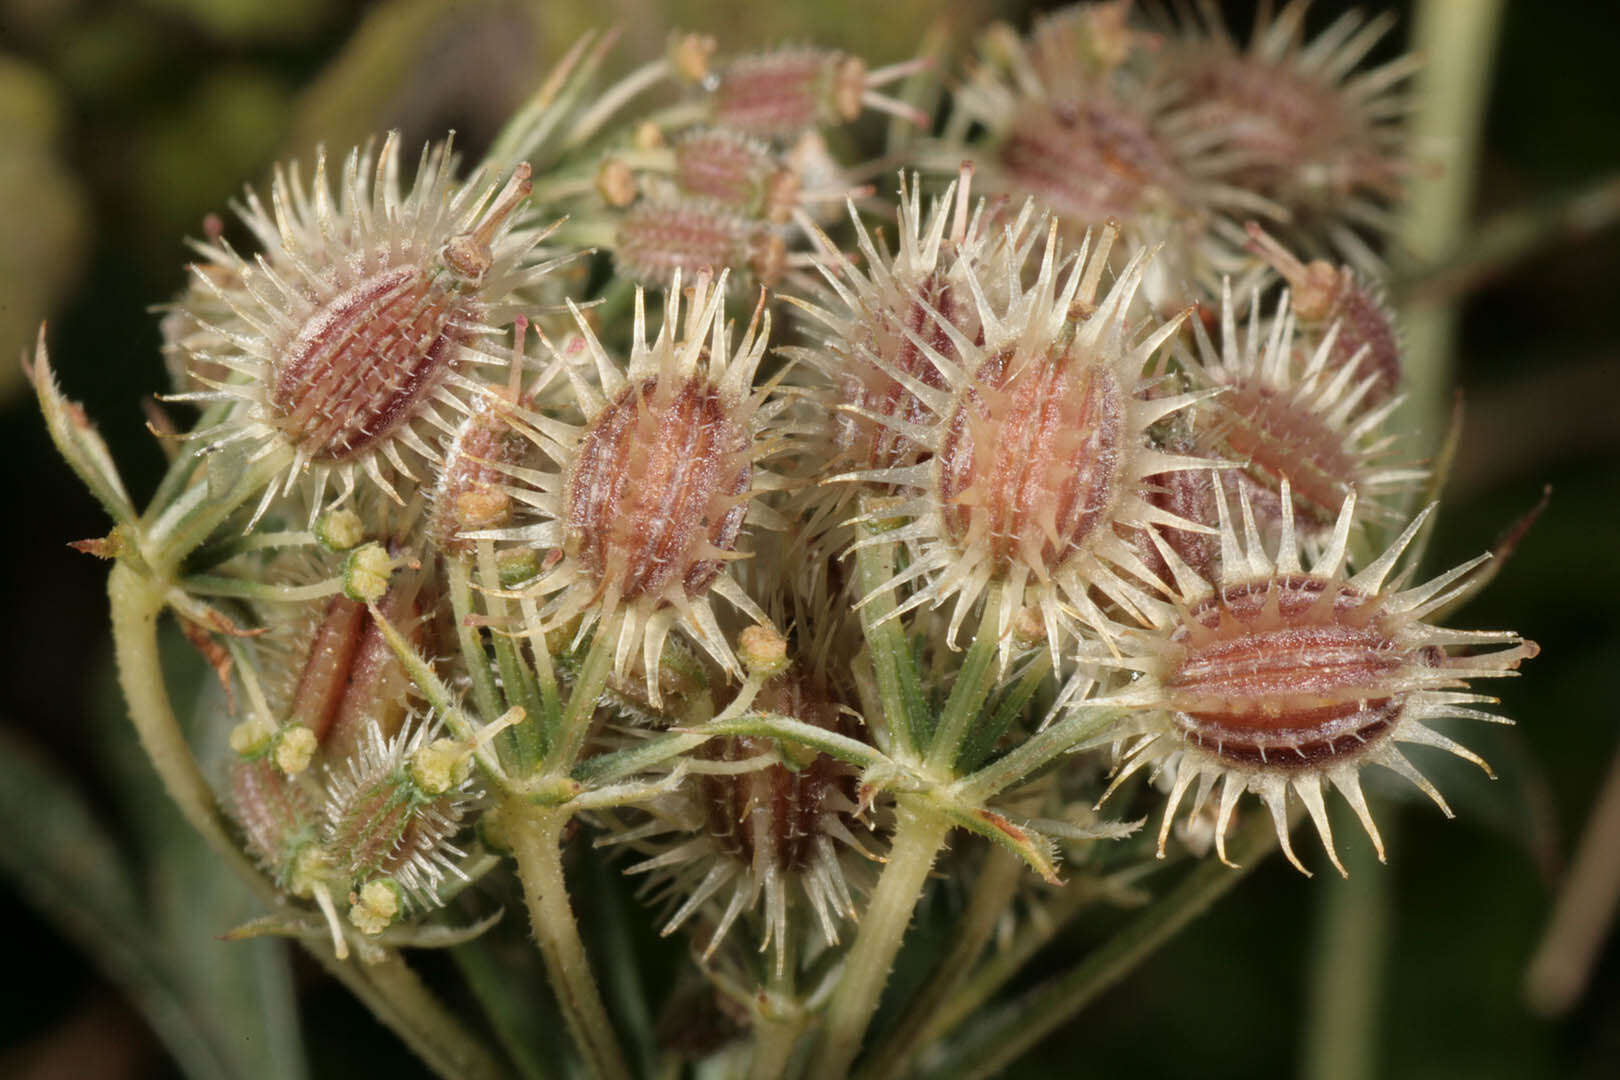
271 266 467 462
1214 379 1358 526
1165 577 1406 768
285 581 425 752
1124 455 1220 587
287 596 367 743
230 758 316 879
565 375 751 604
673 131 794 220
430 396 532 556
839 273 971 472
615 199 782 286
323 583 425 763
713 50 864 135
998 101 1174 227
1310 278 1401 404
1246 227 1402 403
938 347 1124 573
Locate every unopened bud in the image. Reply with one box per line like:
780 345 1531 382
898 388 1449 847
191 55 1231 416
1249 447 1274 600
596 158 638 207
348 878 402 935
739 624 790 678
633 121 666 151
455 486 510 532
497 547 542 588
1012 606 1046 647
343 543 393 602
229 720 270 757
410 737 471 796
668 31 716 83
273 723 317 776
315 508 365 552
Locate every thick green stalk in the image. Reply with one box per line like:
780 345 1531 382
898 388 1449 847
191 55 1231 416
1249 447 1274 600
1395 0 1506 458
808 799 953 1080
508 802 631 1080
929 815 1277 1080
857 846 1025 1080
109 564 255 876
1303 812 1392 1080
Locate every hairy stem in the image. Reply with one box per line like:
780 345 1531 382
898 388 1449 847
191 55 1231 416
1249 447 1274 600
109 564 257 878
508 801 631 1080
858 845 1025 1080
809 799 953 1080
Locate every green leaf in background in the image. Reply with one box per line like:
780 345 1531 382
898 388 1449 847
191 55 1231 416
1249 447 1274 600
0 624 307 1080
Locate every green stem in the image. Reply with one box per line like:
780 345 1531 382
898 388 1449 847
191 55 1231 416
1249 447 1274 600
808 799 953 1080
548 613 621 776
957 705 1125 803
925 590 1003 776
857 846 1025 1080
476 541 544 771
929 814 1277 1080
446 557 505 728
1303 809 1392 1080
1397 172 1620 309
507 801 631 1080
349 955 506 1080
1395 0 1507 458
109 564 257 878
852 522 927 760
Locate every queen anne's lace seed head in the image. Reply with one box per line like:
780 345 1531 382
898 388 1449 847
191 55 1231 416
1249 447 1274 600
791 174 1043 482
166 133 558 525
321 712 479 911
614 190 786 288
1180 278 1424 550
829 212 1217 667
477 271 791 706
1246 223 1402 403
944 6 1282 309
1071 484 1537 875
709 47 928 137
1156 0 1416 269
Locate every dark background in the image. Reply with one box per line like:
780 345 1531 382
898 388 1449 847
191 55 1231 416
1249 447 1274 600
1 1 1616 1076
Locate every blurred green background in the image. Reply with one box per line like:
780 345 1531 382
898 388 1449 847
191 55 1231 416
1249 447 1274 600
1 1 1616 1077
